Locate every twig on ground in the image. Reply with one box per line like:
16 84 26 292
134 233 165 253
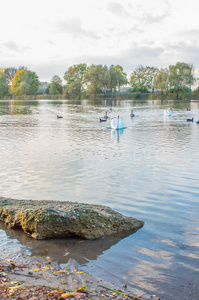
98 284 143 299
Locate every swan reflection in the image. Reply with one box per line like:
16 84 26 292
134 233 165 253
111 128 123 142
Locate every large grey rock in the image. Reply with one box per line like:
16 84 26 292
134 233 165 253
0 197 144 240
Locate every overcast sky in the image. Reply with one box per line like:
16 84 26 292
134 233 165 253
1 0 199 82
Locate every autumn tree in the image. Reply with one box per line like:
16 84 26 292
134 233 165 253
11 69 39 96
63 63 87 99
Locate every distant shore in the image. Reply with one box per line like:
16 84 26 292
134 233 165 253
1 93 197 101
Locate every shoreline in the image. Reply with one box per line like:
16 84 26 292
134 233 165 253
0 254 161 300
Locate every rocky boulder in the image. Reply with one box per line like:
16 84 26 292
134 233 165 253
0 197 144 240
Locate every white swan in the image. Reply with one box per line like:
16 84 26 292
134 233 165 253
164 108 172 116
111 115 124 130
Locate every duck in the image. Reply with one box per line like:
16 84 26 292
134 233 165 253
187 108 191 111
99 118 107 123
111 115 124 130
57 115 63 119
130 109 135 117
104 111 109 119
187 117 194 122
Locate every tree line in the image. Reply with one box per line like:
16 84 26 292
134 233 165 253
0 62 198 100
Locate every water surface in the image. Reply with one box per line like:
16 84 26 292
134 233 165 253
0 99 199 299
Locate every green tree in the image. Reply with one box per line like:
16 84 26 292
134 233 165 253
64 63 87 99
114 65 128 90
49 81 59 95
84 64 110 98
51 75 62 85
49 75 63 95
108 65 128 92
154 68 169 95
11 69 39 96
130 65 159 92
0 69 9 99
168 62 196 99
145 66 159 92
130 65 149 92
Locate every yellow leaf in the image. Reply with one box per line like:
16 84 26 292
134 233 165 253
9 289 15 296
77 284 89 291
53 289 64 293
61 291 75 297
46 256 51 261
76 271 84 273
9 284 24 296
41 266 51 271
57 269 68 273
9 284 24 290
76 271 87 275
31 268 41 272
10 281 20 285
61 285 88 297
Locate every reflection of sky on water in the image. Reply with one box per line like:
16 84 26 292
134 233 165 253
0 99 199 299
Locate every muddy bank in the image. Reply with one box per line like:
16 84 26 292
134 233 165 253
0 197 144 240
0 255 162 300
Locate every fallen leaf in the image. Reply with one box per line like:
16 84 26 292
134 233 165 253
46 256 51 262
77 284 89 291
57 270 69 273
61 291 76 297
61 285 88 298
76 271 87 275
41 266 51 271
8 284 24 296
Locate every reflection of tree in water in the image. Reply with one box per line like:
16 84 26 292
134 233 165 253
0 222 135 265
10 100 39 115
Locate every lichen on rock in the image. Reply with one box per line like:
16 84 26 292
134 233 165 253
0 197 144 240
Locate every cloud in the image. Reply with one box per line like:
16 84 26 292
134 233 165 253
107 2 131 17
164 42 199 68
48 40 56 45
1 41 30 54
140 0 171 25
28 60 69 82
113 45 165 67
57 18 100 40
175 29 199 41
3 41 23 52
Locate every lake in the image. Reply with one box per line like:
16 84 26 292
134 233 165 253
0 99 199 299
